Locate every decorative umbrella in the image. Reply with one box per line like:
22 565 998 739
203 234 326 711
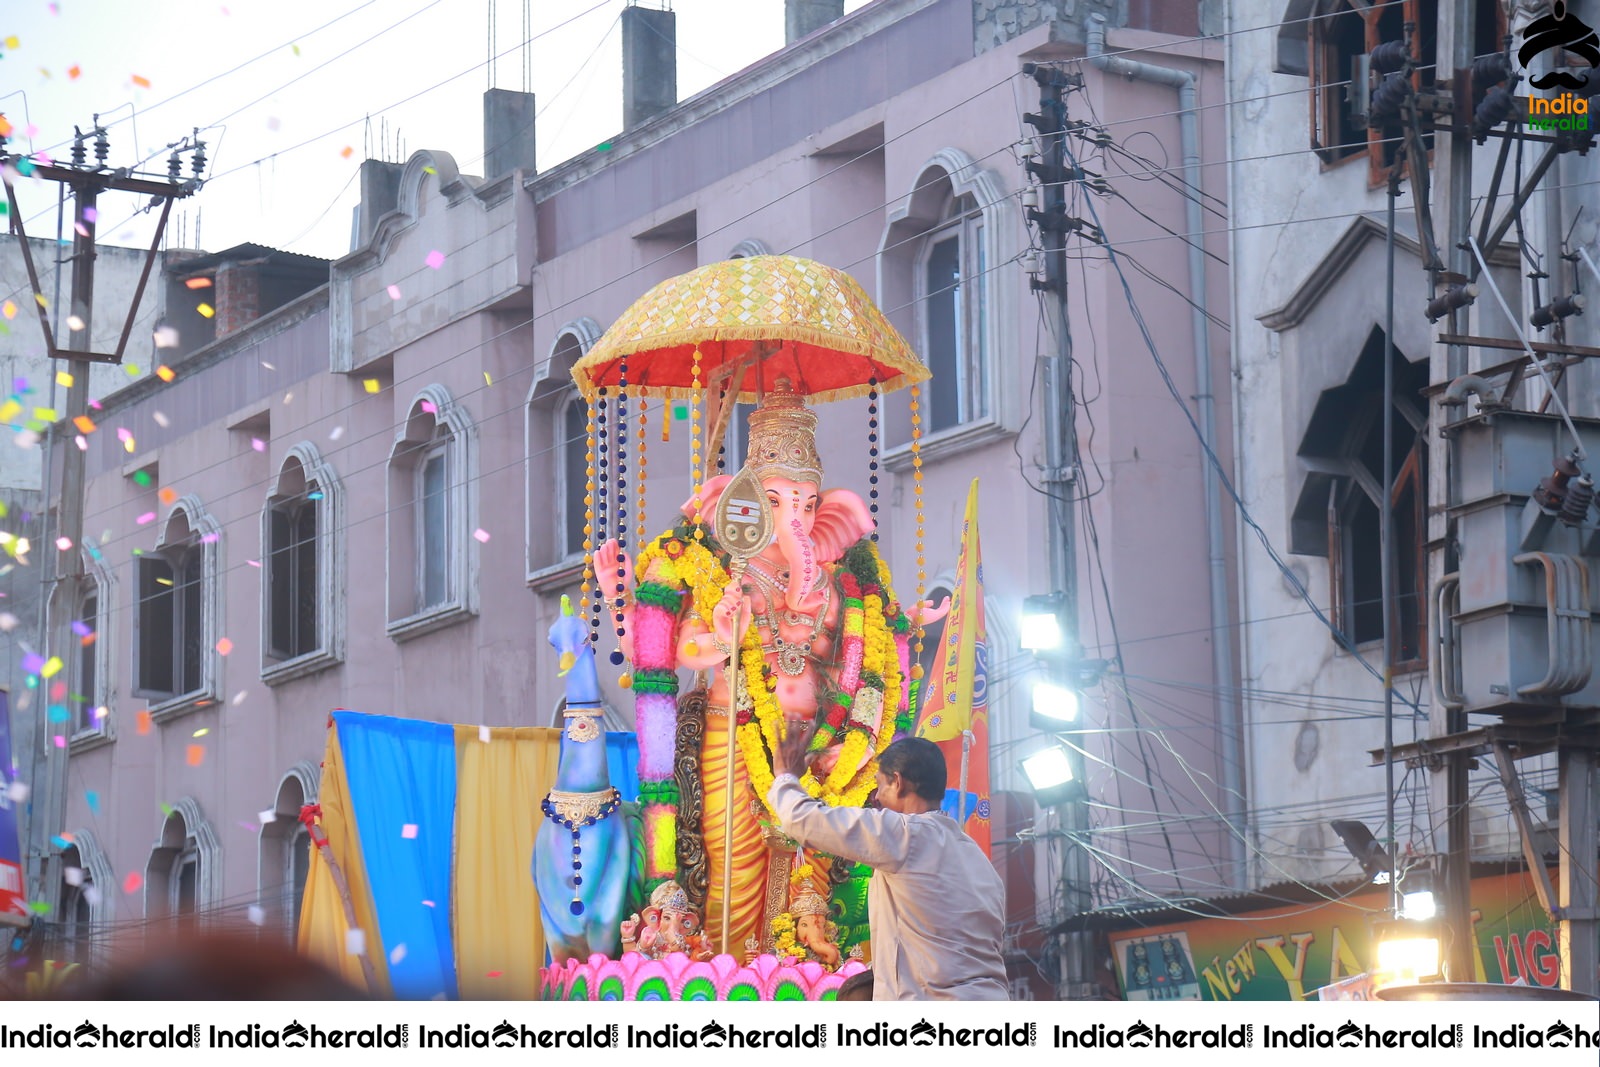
570 254 928 404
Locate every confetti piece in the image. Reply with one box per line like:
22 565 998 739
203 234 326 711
232 690 248 705
266 116 281 132
473 528 490 543
401 824 418 839
185 743 204 766
56 370 73 388
363 378 380 394
192 728 209 738
28 901 51 916
421 900 436 908
340 146 354 159
73 415 94 434
201 532 219 544
424 250 445 270
55 536 71 551
390 944 407 965
197 303 215 319
6 782 28 803
260 361 275 371
386 284 401 300
484 372 492 386
84 790 99 813
346 929 366 956
66 315 85 332
131 74 151 89
283 391 293 404
94 706 107 720
156 365 175 382
422 165 437 175
122 871 143 894
35 293 47 309
53 735 65 748
247 905 265 926
329 426 344 441
420 400 436 415
125 364 141 377
158 487 177 506
153 325 179 348
184 277 212 290
153 411 169 428
486 971 503 979
479 725 490 744
136 511 156 525
68 64 80 80
246 559 260 568
291 43 301 57
307 491 324 501
131 466 150 484
251 437 265 452
64 866 83 886
259 809 276 825
1 301 13 319
215 637 233 656
0 614 14 632
33 407 57 421
136 710 151 735
40 656 62 679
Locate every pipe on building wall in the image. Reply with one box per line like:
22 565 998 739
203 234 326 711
1085 14 1247 890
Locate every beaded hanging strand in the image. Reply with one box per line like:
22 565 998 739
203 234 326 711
592 387 609 644
612 356 630 669
689 347 705 540
909 383 926 681
867 377 880 543
580 401 597 624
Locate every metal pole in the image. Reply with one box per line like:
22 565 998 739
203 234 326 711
1382 184 1399 917
1032 66 1090 1000
1557 746 1597 995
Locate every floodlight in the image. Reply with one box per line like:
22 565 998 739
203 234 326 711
1020 746 1079 807
1373 918 1441 984
1030 681 1080 732
1330 819 1393 882
1020 594 1065 652
1401 889 1437 921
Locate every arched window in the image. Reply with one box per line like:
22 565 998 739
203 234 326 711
262 445 344 683
56 830 113 966
527 318 603 586
134 497 221 717
387 386 478 639
67 546 114 747
878 148 1015 465
145 797 221 922
259 763 318 942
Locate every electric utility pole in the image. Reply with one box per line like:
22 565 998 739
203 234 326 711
1 118 203 916
1021 61 1095 1000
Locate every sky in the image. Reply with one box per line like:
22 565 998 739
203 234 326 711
2 0 871 260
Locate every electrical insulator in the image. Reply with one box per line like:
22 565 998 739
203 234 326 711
168 149 183 181
1021 248 1043 275
1531 292 1585 329
191 138 207 179
1473 85 1516 143
1368 71 1411 125
1534 454 1583 515
1021 185 1039 210
93 123 109 167
1560 475 1595 526
71 126 87 168
1370 40 1410 74
1425 283 1477 323
1471 52 1512 88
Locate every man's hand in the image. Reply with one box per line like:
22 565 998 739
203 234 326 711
775 718 816 780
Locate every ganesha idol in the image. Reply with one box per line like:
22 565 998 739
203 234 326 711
596 377 949 957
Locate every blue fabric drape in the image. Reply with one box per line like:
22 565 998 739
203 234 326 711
334 711 459 1000
605 731 641 803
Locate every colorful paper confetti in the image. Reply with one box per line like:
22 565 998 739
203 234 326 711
363 378 380 394
122 871 143 894
158 487 177 505
424 250 445 270
473 528 490 543
401 824 418 839
247 905 265 926
156 365 175 382
386 284 401 300
131 74 151 89
346 929 366 956
215 637 233 656
185 743 204 766
185 277 212 290
136 710 151 735
197 303 215 319
153 325 179 348
340 146 354 159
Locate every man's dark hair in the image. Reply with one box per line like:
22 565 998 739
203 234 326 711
878 737 946 802
836 970 874 1001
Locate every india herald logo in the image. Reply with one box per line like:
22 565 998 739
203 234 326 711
1520 1 1600 89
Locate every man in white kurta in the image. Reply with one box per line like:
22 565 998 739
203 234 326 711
768 733 1009 1001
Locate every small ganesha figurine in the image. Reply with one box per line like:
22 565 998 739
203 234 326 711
620 880 715 962
768 873 843 971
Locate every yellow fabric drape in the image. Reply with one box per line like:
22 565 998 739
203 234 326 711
452 725 561 999
298 727 393 996
702 715 768 955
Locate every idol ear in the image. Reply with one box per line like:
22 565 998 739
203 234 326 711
811 488 873 562
680 474 734 520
